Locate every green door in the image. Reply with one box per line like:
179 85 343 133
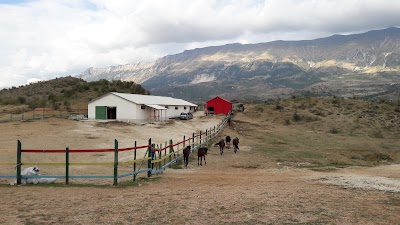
95 106 107 119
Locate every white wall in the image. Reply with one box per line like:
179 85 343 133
88 94 136 120
163 105 192 118
88 93 196 122
135 104 152 122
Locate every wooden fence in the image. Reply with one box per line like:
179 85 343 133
0 113 230 185
0 109 87 123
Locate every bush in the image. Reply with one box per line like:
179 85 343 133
329 127 338 134
275 104 284 111
293 112 302 121
17 96 26 104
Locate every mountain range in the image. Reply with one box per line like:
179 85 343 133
77 27 400 102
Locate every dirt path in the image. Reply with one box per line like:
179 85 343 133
1 114 400 224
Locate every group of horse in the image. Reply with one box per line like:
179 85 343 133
214 135 239 155
182 135 240 168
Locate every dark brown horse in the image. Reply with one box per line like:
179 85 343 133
183 146 191 168
232 137 239 153
197 147 208 166
214 139 225 155
225 135 231 149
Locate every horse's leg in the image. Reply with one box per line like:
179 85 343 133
198 156 200 166
204 155 206 164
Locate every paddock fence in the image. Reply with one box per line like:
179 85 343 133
0 112 231 186
0 108 87 123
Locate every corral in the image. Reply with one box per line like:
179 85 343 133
1 101 400 224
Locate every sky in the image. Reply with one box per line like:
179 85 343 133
0 0 399 89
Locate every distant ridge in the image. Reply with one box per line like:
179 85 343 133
77 27 400 101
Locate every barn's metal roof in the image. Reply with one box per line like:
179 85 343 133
145 104 167 110
110 92 197 107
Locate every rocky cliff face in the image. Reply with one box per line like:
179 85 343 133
79 62 155 84
77 27 400 101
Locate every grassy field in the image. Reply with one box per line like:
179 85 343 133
232 96 400 168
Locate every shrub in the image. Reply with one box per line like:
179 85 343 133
17 96 26 104
329 127 338 134
363 153 392 162
275 104 284 111
293 112 302 121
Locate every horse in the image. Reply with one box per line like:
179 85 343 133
232 137 239 153
197 147 208 166
214 139 225 155
225 135 231 149
182 146 191 168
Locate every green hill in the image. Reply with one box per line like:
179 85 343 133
0 76 149 113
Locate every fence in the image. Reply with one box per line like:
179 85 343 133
0 109 87 123
0 113 230 185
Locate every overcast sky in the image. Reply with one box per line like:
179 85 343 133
0 0 399 89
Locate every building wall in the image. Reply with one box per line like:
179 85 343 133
88 93 196 122
206 97 232 115
88 94 137 120
135 104 152 122
163 105 192 118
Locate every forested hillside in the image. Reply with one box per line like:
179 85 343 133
0 76 149 113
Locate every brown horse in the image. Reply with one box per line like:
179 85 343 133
183 146 191 168
225 135 231 149
232 137 239 153
214 139 225 155
197 147 208 166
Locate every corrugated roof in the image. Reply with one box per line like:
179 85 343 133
145 104 167 110
111 92 197 107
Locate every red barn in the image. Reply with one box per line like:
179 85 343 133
205 96 232 115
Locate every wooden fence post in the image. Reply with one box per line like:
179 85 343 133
133 141 137 181
66 147 69 185
169 139 173 168
16 140 22 185
214 126 216 139
113 139 118 186
192 133 195 149
164 141 167 168
199 131 202 145
205 129 208 145
159 144 162 173
147 138 152 178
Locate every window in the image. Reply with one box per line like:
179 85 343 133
165 106 169 109
184 106 187 110
175 106 178 110
141 105 145 109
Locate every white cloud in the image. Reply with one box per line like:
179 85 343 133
0 0 399 89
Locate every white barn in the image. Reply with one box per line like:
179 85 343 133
88 92 197 123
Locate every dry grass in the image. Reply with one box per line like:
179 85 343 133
233 96 400 168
